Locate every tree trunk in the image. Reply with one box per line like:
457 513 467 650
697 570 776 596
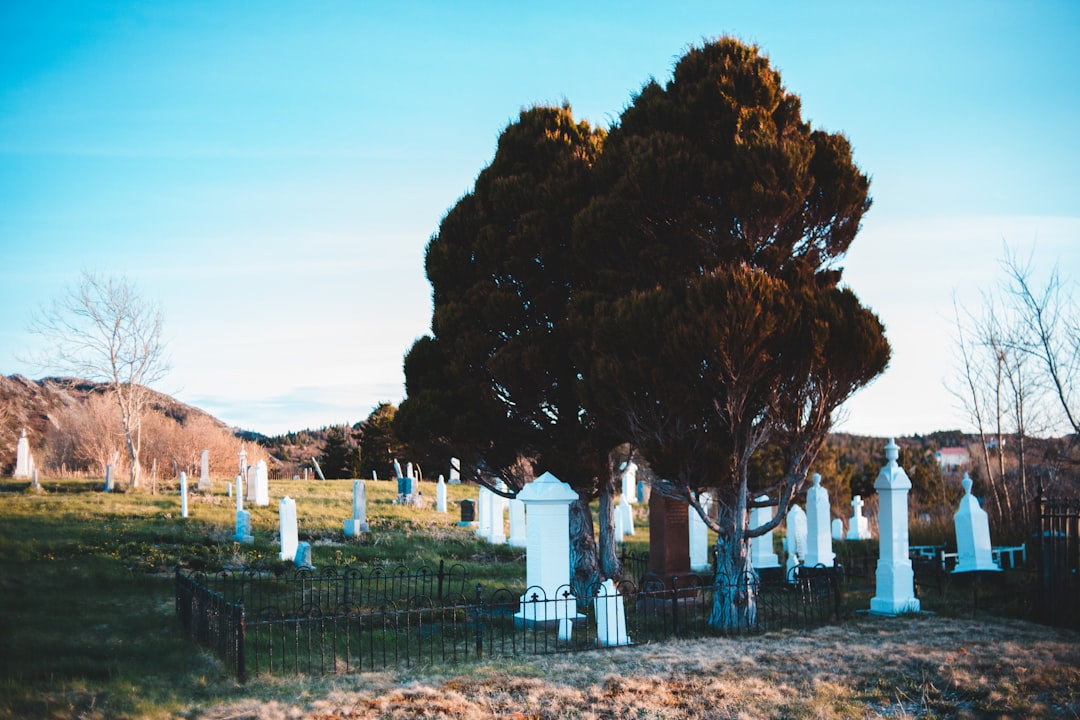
709 493 756 632
569 496 601 601
598 463 622 581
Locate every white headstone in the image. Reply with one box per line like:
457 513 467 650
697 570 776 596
105 463 114 493
253 460 269 506
14 429 33 479
750 495 780 569
294 541 314 569
953 473 1000 573
436 475 447 513
198 449 211 491
846 495 871 541
449 457 461 484
235 475 244 512
595 578 631 647
234 509 253 543
344 480 370 536
786 504 808 559
614 506 624 542
393 458 404 479
31 468 41 493
804 474 835 567
488 482 507 544
689 493 711 571
832 517 844 541
620 461 638 504
508 497 527 547
620 495 635 536
476 487 491 538
279 496 299 562
180 472 189 518
514 472 582 634
870 438 920 615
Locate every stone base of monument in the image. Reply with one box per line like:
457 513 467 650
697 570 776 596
343 519 370 537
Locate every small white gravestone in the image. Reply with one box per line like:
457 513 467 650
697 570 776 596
785 504 807 575
180 472 189 518
436 475 447 513
750 495 780 569
595 578 632 647
621 461 638 504
804 474 836 567
614 507 624 542
476 486 491 538
689 493 711 571
620 494 635 536
449 457 461 484
311 457 326 480
279 496 299 561
198 449 211 491
14 429 34 479
371 470 377 481
488 482 507 544
344 480 370 536
953 473 1000 573
508 496 527 547
227 482 232 498
234 509 253 543
514 472 582 640
31 468 41 493
253 460 270 506
846 495 871 541
870 438 920 616
105 463 114 493
393 458 404 479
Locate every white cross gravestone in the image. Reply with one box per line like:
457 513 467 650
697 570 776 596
436 475 447 512
279 496 299 562
620 461 638 504
514 472 583 640
804 474 835 567
344 480 370 537
953 473 1000 573
595 578 631 647
870 438 920 616
785 503 807 577
14 429 34 479
846 495 871 541
750 495 780 569
198 449 211 491
689 493 712 572
508 496 527 547
180 472 189 518
252 460 270 506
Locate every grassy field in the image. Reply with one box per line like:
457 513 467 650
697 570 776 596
0 476 1077 719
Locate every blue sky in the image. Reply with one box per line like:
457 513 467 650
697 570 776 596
1 1 1078 437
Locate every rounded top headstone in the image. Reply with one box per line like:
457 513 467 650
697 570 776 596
962 472 973 495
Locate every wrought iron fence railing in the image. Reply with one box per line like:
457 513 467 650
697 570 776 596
176 562 842 682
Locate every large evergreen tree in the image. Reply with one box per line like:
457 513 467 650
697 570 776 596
573 38 888 629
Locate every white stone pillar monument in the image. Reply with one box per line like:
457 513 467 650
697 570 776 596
279 496 299 562
870 438 920 616
198 449 211 491
750 495 780 569
344 480 370 537
476 486 491 538
508 496 527 547
804 474 835 567
234 475 243 512
180 472 189 518
953 473 1000 573
514 472 582 638
689 493 711 572
14 429 33 479
436 475 447 513
620 461 638 504
619 495 635 537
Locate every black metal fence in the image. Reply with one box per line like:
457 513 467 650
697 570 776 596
176 561 842 682
1037 493 1080 630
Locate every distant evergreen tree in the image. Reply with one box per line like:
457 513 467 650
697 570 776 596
357 403 400 480
319 425 357 479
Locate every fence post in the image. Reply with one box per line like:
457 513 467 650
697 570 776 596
670 575 679 638
438 559 445 602
235 600 247 684
474 583 484 659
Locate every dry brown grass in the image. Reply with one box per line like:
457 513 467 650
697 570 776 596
192 614 1080 720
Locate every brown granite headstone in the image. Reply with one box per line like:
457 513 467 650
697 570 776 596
649 492 691 579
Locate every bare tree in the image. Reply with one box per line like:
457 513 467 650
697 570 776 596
27 271 169 489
